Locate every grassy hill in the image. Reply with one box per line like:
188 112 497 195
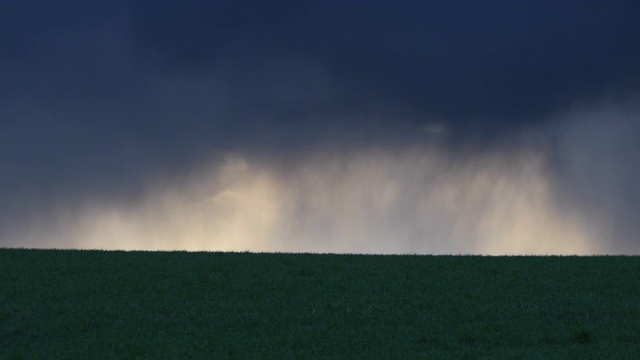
1 249 639 358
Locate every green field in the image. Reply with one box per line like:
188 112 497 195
1 249 639 358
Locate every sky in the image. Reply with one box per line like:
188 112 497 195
1 1 639 254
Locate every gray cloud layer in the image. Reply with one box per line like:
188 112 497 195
1 1 639 253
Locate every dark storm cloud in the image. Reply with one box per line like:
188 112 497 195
1 1 639 252
130 1 640 126
3 1 639 140
2 1 638 163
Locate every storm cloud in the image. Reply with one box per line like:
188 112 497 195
1 1 639 253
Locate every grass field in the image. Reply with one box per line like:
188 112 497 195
1 249 639 358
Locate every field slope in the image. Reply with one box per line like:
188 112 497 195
1 249 639 358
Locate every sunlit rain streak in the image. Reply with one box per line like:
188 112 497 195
12 108 631 255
